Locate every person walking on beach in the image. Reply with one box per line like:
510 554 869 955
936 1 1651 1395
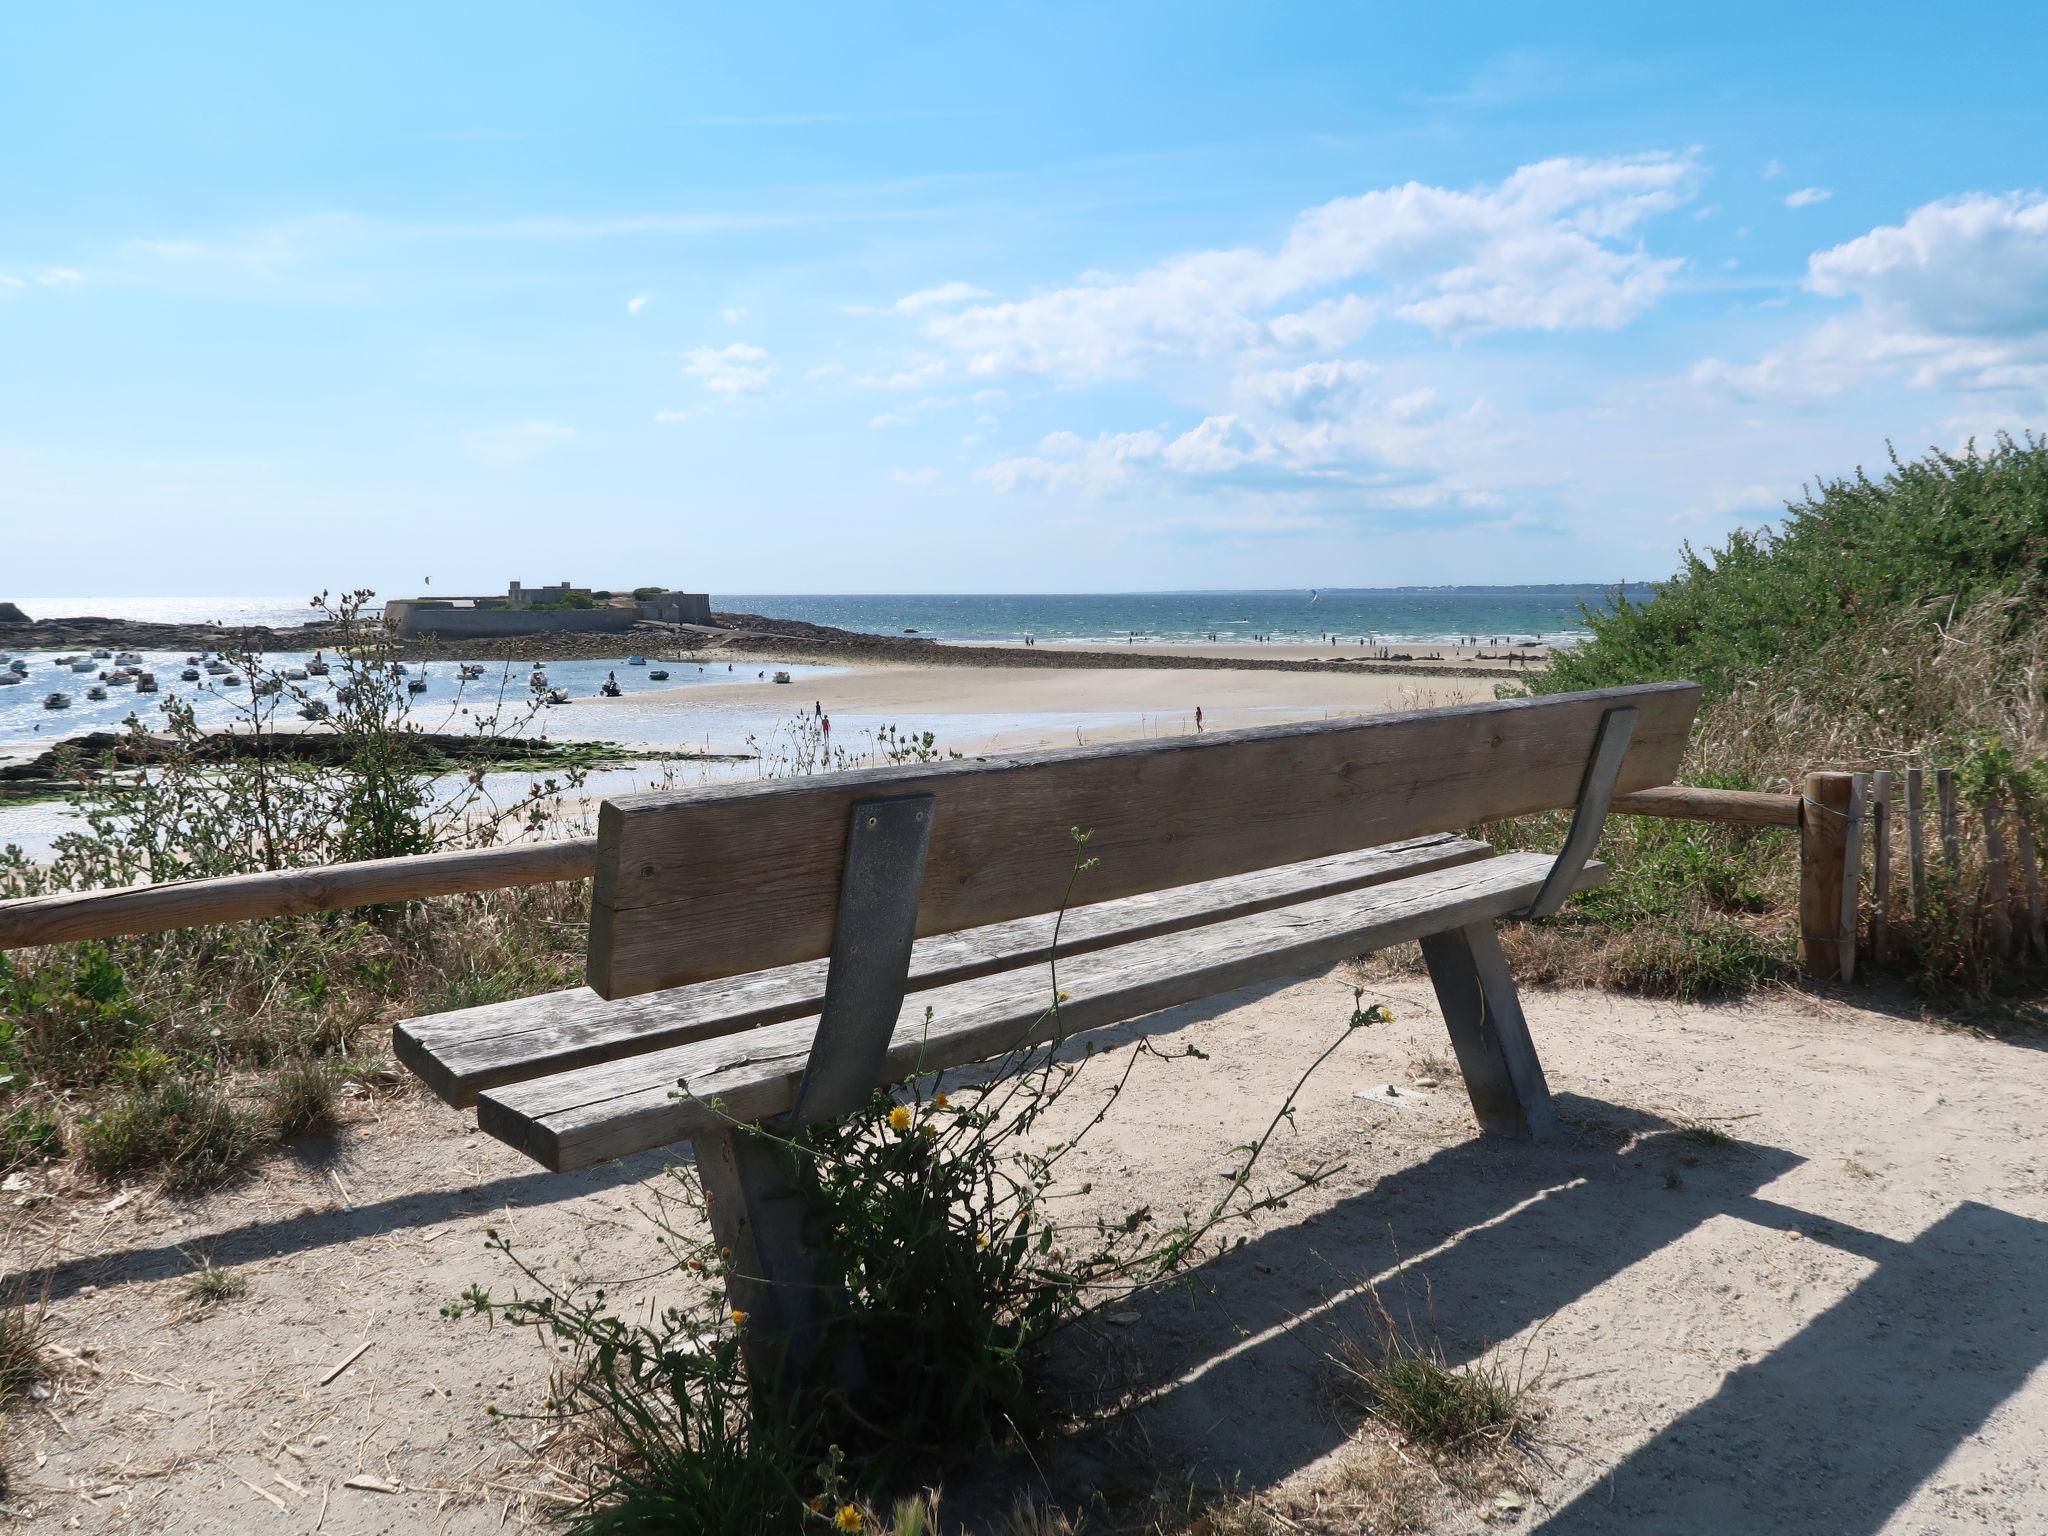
822 714 831 737
1195 706 1203 731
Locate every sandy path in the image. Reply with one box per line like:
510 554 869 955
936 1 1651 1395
6 975 2045 1532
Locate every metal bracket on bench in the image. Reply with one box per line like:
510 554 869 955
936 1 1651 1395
783 793 937 1128
1510 704 1639 922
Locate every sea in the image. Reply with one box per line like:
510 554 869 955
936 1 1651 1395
0 586 1640 859
12 587 1644 647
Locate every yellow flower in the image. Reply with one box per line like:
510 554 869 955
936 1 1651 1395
933 1092 950 1110
975 1233 989 1249
1057 990 1071 1003
730 1308 748 1327
836 1504 863 1532
888 1105 912 1133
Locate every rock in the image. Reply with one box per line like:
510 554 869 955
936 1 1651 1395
0 602 30 623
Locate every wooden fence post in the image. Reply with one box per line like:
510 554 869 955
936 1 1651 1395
1905 766 1928 923
2017 796 2047 960
1937 768 1962 886
1801 770 1862 983
1870 769 1893 966
1983 798 2014 960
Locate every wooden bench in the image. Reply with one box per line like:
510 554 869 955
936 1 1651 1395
395 681 1699 1361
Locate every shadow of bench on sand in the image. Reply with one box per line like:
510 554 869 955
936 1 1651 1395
1040 1092 2047 1536
1529 1195 2048 1535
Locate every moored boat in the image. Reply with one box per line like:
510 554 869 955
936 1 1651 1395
42 691 71 709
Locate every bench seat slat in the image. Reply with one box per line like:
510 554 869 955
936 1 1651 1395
479 850 1605 1172
397 834 1490 1107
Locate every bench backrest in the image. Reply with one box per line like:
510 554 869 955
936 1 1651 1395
586 681 1700 999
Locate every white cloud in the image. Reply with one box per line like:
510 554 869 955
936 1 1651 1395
889 467 940 486
721 306 748 324
1762 159 1786 180
894 281 990 314
682 342 773 396
653 408 689 423
914 153 1695 379
0 268 82 293
1697 191 2048 403
461 421 575 468
1784 187 1833 209
626 293 651 315
1242 359 1378 419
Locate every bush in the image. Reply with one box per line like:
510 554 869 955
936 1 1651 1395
1514 436 2048 1002
77 1078 257 1193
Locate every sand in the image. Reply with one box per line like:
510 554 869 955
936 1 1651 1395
7 973 2045 1532
562 662 1502 756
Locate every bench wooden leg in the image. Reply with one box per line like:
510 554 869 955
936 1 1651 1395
693 1126 857 1395
1419 920 1561 1141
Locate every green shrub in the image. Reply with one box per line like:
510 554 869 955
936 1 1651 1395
0 1106 64 1168
78 1078 256 1194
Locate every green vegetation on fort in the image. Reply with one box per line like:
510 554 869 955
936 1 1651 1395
1498 434 2048 1006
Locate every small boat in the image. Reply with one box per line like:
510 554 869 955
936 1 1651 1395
221 673 242 686
70 658 96 673
772 670 792 684
306 658 330 676
627 656 647 666
91 648 112 660
407 677 428 694
42 692 71 709
297 699 331 721
648 669 670 680
85 685 108 701
254 677 283 696
457 663 485 680
115 651 143 666
544 687 570 705
599 680 622 698
391 663 409 676
284 666 309 681
135 673 159 693
528 671 549 690
180 667 200 682
0 674 21 687
205 660 230 674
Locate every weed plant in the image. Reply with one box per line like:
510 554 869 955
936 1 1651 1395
449 838 1396 1532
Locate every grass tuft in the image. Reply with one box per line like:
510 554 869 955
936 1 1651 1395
1330 1292 1537 1454
0 1292 46 1401
0 1104 64 1169
265 1058 340 1139
178 1261 250 1309
77 1077 257 1194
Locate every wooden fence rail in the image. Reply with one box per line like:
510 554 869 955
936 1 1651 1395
27 774 2000 989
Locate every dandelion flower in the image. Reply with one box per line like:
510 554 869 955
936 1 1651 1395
1057 990 1071 1003
836 1504 863 1532
933 1092 950 1110
888 1105 912 1133
730 1308 748 1327
976 1233 989 1249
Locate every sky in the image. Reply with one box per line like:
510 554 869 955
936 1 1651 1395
4 2 2047 598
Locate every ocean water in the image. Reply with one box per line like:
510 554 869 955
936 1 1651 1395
13 587 1646 647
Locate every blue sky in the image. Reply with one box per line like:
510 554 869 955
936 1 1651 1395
4 2 2046 597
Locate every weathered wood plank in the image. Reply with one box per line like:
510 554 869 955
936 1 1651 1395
1800 771 1856 981
1938 768 1962 885
0 838 598 952
398 836 1491 1106
1610 784 1800 828
1870 770 1893 965
1905 766 1928 924
1983 799 2014 959
1419 921 1560 1141
589 682 1700 999
2018 798 2047 960
485 851 1606 1171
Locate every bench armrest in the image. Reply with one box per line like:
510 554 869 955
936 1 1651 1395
1512 703 1640 922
